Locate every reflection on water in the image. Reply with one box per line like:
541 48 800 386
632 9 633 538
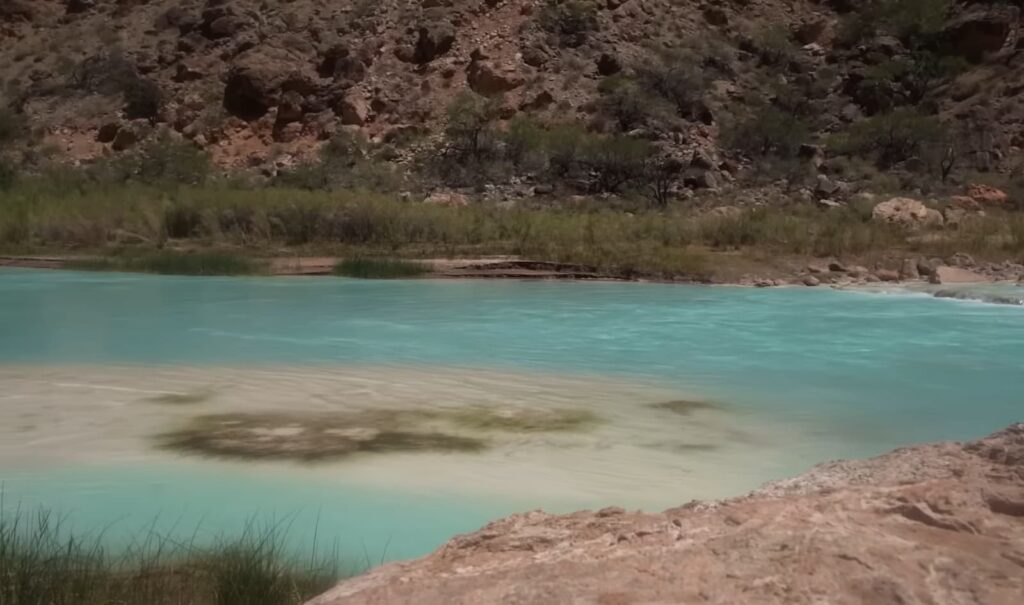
2 269 1023 561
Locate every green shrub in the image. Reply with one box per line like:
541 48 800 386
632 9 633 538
539 0 599 47
0 158 16 190
0 106 26 147
829 107 943 169
94 133 211 186
333 257 430 279
596 76 671 132
71 52 162 121
581 135 651 193
754 25 797 66
634 51 707 121
0 507 345 605
69 251 261 276
721 105 810 159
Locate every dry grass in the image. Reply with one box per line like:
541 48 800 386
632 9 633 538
2 180 1022 278
0 507 350 605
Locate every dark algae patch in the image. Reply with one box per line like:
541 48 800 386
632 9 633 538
648 399 722 416
158 411 487 462
146 390 213 405
157 406 602 462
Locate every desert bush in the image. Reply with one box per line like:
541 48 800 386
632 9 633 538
0 106 26 147
501 115 548 170
97 133 211 186
275 131 400 192
0 159 16 190
71 52 162 121
581 135 652 193
432 92 504 186
596 76 664 131
829 107 943 169
754 24 797 66
0 507 345 605
721 104 810 159
634 50 708 121
539 0 599 47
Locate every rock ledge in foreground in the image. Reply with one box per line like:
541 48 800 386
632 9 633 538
309 424 1024 604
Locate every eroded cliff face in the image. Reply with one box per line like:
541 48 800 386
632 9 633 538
3 1 1024 184
309 423 1024 604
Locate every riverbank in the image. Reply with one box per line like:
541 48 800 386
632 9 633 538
309 423 1024 604
4 250 1023 289
2 183 1024 283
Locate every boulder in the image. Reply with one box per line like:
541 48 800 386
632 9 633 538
96 122 120 143
596 53 621 76
0 0 35 22
916 258 943 277
223 46 317 121
945 5 1020 62
683 169 718 190
319 45 368 84
111 128 138 151
802 275 821 287
794 17 830 45
847 265 870 278
947 252 976 268
65 0 96 14
871 197 943 228
200 6 251 39
900 258 920 280
467 60 524 95
807 261 830 275
875 269 900 282
949 195 982 211
337 96 369 126
966 184 1009 206
930 266 989 285
396 24 456 64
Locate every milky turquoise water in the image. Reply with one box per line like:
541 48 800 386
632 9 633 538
1 269 1022 563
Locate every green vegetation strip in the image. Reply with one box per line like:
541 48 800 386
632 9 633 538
0 509 350 605
65 251 262 276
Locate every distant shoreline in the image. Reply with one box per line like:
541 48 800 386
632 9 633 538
3 253 1022 290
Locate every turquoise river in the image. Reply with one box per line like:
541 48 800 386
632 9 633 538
1 269 1022 564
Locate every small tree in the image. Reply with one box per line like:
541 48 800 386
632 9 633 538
643 154 684 208
831 107 942 169
538 0 599 48
581 135 651 193
444 92 499 163
721 105 809 159
597 77 660 132
635 51 706 120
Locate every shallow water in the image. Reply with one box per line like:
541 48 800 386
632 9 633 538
1 269 1022 562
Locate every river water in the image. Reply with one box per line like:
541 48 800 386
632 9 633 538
1 269 1021 562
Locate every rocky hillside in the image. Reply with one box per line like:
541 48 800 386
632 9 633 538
1 0 1023 199
308 423 1024 604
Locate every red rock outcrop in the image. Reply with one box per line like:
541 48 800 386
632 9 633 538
310 424 1024 605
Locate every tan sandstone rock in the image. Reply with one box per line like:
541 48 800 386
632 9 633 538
871 197 943 228
309 424 1024 605
930 265 990 284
